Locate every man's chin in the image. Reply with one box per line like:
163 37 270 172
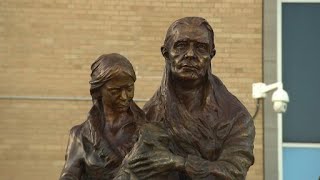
173 71 202 81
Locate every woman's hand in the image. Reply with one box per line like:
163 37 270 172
127 150 185 179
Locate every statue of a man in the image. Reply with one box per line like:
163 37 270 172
123 17 255 180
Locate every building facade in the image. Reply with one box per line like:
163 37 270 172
0 0 263 179
264 1 320 180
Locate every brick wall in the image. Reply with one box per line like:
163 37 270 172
0 0 263 179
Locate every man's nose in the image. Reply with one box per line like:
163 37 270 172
185 44 195 57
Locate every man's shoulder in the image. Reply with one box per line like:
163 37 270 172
210 74 251 117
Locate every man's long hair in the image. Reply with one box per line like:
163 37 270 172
162 17 215 53
143 17 245 157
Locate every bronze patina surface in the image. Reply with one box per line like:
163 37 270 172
121 17 255 180
60 53 146 180
60 17 255 180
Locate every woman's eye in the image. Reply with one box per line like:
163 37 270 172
110 89 120 94
127 86 133 91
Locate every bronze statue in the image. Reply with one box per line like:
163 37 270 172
114 122 175 180
60 53 146 180
122 17 255 180
60 17 254 180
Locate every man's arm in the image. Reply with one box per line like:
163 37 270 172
127 112 254 179
184 112 255 179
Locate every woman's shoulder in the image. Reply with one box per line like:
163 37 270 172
68 121 90 139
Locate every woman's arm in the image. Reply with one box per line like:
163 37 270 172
60 126 84 180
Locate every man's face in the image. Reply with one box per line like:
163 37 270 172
166 25 212 80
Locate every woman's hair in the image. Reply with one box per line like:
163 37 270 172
89 53 136 101
86 53 145 153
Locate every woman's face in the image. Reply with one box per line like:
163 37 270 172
100 71 135 113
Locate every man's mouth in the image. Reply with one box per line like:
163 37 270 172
180 65 199 70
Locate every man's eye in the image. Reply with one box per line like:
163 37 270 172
197 43 208 51
175 42 187 49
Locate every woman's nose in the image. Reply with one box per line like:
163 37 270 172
120 90 128 100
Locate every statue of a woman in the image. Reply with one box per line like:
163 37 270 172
60 53 146 180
